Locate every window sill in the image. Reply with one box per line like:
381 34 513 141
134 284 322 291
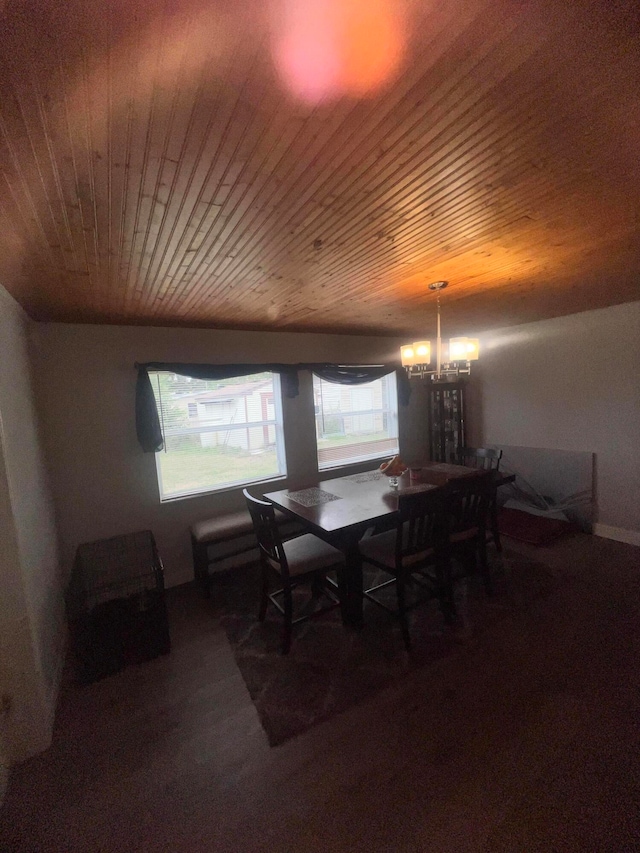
318 451 398 474
158 474 288 504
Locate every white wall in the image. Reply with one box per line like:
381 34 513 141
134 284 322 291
4 288 636 764
475 300 640 538
29 300 640 596
0 287 66 763
34 323 425 587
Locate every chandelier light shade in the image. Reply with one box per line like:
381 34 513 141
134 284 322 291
413 340 431 364
449 337 480 361
399 281 479 381
401 340 432 368
400 344 417 367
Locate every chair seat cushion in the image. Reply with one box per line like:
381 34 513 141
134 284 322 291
191 508 288 544
450 526 479 544
270 534 344 577
358 528 434 571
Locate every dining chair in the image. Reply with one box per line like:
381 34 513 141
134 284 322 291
358 489 451 651
455 446 503 471
453 447 504 552
443 471 493 594
243 490 343 654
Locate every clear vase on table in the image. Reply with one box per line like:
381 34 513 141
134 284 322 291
379 456 407 490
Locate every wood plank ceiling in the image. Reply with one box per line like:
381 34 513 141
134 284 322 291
0 0 638 337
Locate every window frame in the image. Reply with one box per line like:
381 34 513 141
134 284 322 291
152 371 288 502
313 372 400 472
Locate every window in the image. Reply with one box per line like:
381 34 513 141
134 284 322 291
313 372 399 470
152 371 287 500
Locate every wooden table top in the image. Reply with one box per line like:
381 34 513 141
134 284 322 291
264 463 483 535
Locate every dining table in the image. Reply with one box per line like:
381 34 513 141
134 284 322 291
264 463 515 627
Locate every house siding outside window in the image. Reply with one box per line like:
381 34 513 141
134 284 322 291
151 371 286 500
313 372 399 469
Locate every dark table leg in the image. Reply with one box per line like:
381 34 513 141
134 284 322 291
335 566 350 625
342 541 364 627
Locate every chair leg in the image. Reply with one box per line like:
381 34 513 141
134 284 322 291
258 561 269 622
311 574 324 599
479 535 492 595
436 553 455 624
459 542 476 577
281 584 293 655
491 495 503 552
396 573 412 651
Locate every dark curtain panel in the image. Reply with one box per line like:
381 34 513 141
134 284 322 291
135 362 408 453
138 362 300 397
309 364 411 407
136 367 164 452
135 362 299 453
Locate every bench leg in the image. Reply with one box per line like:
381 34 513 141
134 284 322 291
191 535 211 598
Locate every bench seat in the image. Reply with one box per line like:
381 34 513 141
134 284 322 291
190 507 302 596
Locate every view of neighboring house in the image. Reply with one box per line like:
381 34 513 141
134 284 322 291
161 373 398 460
312 374 399 468
173 379 276 453
150 372 400 497
314 379 387 436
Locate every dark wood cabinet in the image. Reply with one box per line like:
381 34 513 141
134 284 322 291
427 381 466 463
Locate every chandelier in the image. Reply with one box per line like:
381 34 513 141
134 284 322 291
400 281 479 380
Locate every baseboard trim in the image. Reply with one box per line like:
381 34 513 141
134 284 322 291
593 524 640 547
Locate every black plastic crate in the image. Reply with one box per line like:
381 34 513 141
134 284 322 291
68 531 171 684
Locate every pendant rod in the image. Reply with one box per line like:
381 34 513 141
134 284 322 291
436 293 442 375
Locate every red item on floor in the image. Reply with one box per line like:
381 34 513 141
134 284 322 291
497 507 575 546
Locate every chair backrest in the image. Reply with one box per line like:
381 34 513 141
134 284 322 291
243 490 289 577
456 447 503 471
397 489 447 562
444 472 492 536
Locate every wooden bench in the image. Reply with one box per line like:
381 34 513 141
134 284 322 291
190 508 303 597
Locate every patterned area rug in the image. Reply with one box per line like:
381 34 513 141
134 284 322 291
217 551 565 746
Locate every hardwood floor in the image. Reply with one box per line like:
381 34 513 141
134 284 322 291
2 534 640 852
